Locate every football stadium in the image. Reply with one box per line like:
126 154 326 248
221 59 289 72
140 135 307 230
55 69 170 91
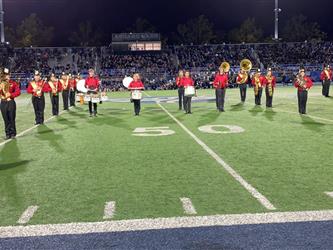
0 0 333 249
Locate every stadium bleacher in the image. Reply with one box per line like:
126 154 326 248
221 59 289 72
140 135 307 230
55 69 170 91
1 41 333 90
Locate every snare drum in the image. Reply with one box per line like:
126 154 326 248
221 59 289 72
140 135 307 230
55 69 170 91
131 90 142 100
185 86 195 97
84 95 91 102
91 95 100 103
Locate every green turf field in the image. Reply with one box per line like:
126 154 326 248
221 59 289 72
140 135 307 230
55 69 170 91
0 85 333 226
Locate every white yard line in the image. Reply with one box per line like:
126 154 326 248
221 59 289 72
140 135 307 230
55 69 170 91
0 108 72 148
180 198 197 215
103 201 116 220
325 192 333 199
144 93 276 210
1 210 333 238
17 206 39 225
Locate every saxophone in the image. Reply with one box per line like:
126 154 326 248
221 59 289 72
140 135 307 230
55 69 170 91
296 75 307 90
0 80 10 100
266 75 273 97
254 76 261 96
324 69 330 81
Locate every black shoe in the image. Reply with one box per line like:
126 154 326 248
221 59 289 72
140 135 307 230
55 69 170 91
94 112 97 117
10 135 16 139
89 113 93 117
5 135 11 140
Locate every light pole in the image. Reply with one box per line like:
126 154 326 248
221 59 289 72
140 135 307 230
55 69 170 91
0 0 4 43
274 0 282 40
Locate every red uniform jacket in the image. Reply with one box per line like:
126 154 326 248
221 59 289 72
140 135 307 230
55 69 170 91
85 77 100 91
69 79 77 90
251 75 266 87
27 80 51 97
213 73 228 89
181 77 194 87
263 76 277 88
176 77 183 87
294 76 313 92
128 80 144 90
320 70 333 81
48 81 62 95
0 80 21 100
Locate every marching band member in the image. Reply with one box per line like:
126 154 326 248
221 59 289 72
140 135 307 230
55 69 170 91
60 72 70 110
0 68 21 139
85 68 100 117
181 71 195 114
263 68 276 108
128 73 144 116
27 71 51 125
236 68 248 102
68 74 77 107
176 70 185 110
320 64 332 97
251 69 265 105
294 68 313 115
213 68 228 112
48 73 62 116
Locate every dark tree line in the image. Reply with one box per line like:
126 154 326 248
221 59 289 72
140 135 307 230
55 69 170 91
5 13 328 47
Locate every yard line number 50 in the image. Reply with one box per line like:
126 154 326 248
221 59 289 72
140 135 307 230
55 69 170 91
133 125 245 137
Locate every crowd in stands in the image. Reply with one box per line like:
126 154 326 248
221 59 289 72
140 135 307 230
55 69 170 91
1 41 333 91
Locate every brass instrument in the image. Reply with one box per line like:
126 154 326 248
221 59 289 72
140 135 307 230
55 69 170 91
49 80 58 96
296 74 307 90
266 75 273 97
324 69 331 80
220 61 230 73
237 59 253 84
240 59 253 72
254 75 261 96
0 80 10 100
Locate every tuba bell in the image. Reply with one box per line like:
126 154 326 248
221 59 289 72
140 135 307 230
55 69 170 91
240 59 253 72
220 62 230 73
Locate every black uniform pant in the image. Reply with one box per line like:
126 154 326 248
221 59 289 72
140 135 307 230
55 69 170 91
32 95 45 124
88 102 97 115
184 96 192 113
255 88 263 105
178 87 185 110
265 87 274 108
1 100 17 137
322 80 331 97
239 84 247 102
69 90 76 106
215 89 218 108
62 90 69 110
216 88 226 111
50 94 59 116
298 90 308 114
133 100 141 115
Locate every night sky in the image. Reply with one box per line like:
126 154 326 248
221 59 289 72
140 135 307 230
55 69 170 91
3 0 333 45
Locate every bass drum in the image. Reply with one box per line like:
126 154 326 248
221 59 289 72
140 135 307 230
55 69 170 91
76 79 88 93
123 77 133 89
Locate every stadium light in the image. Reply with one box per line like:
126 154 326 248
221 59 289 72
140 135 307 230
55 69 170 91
0 0 4 43
274 0 282 40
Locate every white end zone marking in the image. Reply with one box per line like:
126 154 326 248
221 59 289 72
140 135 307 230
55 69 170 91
180 198 197 215
17 206 39 225
198 125 245 134
325 192 333 198
149 96 276 210
103 201 116 220
1 210 333 238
